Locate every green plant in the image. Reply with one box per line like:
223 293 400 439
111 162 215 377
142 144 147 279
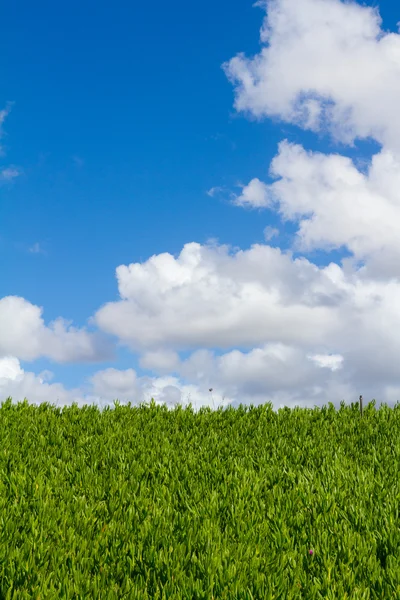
0 395 397 598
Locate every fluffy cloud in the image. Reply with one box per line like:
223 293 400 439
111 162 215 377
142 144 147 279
139 349 181 373
233 178 269 209
5 0 400 413
0 349 352 413
0 356 83 407
2 336 400 414
224 0 400 150
225 0 400 283
0 296 114 363
231 140 400 279
91 236 400 409
86 366 224 410
0 356 229 413
94 242 343 352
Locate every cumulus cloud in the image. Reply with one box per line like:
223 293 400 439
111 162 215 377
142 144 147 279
94 242 344 352
139 349 181 373
232 178 270 209
229 140 400 279
173 345 356 410
0 356 230 413
0 356 83 407
91 236 400 409
86 366 223 410
224 0 400 150
2 340 399 414
6 0 400 413
0 296 114 363
218 0 400 284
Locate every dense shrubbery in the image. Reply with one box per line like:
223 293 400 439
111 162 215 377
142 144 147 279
0 396 399 598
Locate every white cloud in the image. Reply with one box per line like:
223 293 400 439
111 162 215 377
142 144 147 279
139 349 181 373
0 356 23 383
0 296 114 363
94 241 343 352
0 356 232 413
0 345 397 414
0 167 21 182
224 0 400 150
232 178 270 209
89 367 138 397
229 140 400 279
6 0 400 413
91 237 400 410
173 345 356 410
263 225 279 241
307 353 343 371
87 367 224 410
206 186 225 197
0 356 83 407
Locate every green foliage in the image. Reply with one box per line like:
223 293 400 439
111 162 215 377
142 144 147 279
0 396 399 598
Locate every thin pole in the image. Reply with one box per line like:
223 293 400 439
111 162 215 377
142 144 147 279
359 394 363 418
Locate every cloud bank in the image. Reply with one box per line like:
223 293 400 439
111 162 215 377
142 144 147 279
3 0 400 412
0 296 113 363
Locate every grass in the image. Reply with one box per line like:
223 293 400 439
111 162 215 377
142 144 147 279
0 395 398 598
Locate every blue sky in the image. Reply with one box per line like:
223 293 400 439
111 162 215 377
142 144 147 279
2 0 400 410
